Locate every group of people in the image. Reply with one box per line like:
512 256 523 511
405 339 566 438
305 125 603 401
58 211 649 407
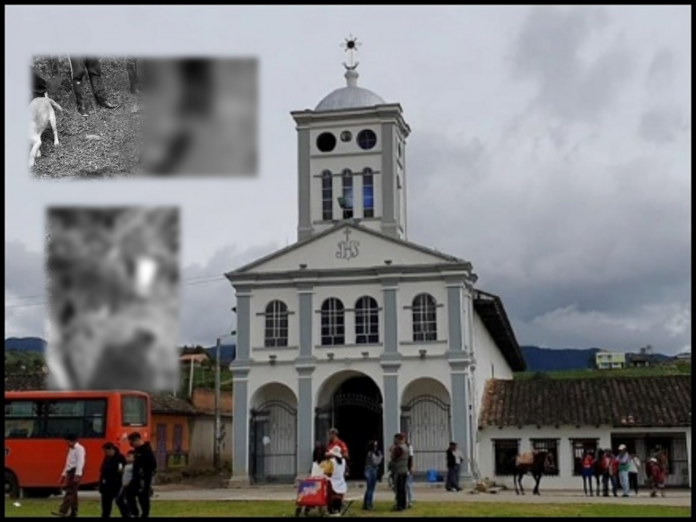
580 444 669 498
308 430 468 515
52 431 157 518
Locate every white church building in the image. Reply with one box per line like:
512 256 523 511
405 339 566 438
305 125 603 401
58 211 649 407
225 47 526 484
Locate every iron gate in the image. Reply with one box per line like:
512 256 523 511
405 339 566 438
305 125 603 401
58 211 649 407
249 400 297 483
400 395 451 480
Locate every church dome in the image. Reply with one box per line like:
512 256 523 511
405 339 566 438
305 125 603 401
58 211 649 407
315 66 386 112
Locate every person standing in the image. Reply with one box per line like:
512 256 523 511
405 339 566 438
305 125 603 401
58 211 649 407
445 441 463 492
581 451 595 496
616 445 631 497
324 446 348 516
98 442 126 517
647 457 666 497
128 432 157 518
52 433 86 518
406 439 414 508
326 428 350 477
362 440 382 511
116 450 139 517
628 452 641 496
67 55 119 116
389 433 409 512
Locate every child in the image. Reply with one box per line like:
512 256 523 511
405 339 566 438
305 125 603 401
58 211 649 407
116 450 139 517
647 457 666 497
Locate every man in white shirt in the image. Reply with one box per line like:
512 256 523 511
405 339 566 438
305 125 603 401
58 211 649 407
52 434 86 517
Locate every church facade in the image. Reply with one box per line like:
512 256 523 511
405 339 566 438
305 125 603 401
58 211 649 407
226 55 525 484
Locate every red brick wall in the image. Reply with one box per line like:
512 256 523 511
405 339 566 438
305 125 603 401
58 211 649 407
192 388 232 414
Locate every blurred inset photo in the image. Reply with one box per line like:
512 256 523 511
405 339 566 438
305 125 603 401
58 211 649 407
45 206 180 393
30 56 258 178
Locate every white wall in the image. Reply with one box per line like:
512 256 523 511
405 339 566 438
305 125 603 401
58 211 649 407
245 226 447 273
313 283 383 349
470 312 514 432
397 280 449 346
249 287 299 353
309 122 384 226
189 415 233 469
477 425 692 490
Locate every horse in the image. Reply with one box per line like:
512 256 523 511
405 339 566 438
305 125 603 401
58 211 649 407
512 450 556 495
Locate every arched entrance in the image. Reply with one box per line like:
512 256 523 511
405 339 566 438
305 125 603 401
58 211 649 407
400 378 451 479
249 383 298 484
316 372 383 480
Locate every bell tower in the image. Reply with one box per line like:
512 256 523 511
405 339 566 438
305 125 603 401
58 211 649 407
291 37 411 242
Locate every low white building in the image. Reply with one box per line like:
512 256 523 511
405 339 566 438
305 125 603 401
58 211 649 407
225 47 525 484
477 375 692 490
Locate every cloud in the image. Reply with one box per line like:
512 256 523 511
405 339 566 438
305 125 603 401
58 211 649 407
178 242 278 346
510 6 634 126
638 105 689 145
514 302 691 354
406 124 691 354
646 47 677 92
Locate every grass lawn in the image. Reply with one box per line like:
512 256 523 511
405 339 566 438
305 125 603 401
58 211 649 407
4 499 691 518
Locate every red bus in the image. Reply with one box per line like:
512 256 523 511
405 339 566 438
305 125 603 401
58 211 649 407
4 390 151 498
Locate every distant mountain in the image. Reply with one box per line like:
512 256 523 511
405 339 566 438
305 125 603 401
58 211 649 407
4 337 46 352
520 345 671 372
204 344 236 364
5 338 670 371
4 337 237 364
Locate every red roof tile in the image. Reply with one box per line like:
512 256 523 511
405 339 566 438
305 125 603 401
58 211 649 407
479 375 691 428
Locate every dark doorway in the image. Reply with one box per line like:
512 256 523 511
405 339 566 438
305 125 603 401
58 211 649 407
317 376 383 481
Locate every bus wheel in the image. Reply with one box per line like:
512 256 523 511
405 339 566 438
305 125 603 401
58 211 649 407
5 471 20 499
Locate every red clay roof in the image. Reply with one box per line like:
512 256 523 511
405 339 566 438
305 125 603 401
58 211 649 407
479 375 692 428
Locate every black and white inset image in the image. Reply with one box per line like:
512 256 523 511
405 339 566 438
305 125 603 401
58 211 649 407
45 207 180 393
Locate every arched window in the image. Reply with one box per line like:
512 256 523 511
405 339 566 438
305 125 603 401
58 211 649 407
264 300 289 347
412 293 437 342
362 168 374 218
321 170 333 221
355 296 379 344
340 169 354 220
321 298 345 346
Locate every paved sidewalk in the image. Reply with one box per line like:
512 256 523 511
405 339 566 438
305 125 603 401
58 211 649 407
79 486 692 507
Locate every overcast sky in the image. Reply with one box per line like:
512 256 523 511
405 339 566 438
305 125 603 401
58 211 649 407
5 6 691 354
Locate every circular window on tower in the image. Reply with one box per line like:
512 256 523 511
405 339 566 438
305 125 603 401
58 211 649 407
340 130 353 143
357 129 377 150
316 132 337 153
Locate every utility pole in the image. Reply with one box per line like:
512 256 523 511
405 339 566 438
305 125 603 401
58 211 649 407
214 337 222 470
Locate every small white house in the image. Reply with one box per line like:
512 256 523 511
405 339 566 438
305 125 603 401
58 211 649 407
477 375 692 490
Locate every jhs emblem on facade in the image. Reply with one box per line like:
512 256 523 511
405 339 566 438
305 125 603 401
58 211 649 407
336 228 360 260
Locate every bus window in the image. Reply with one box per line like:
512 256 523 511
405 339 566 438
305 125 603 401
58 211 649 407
122 395 149 427
5 400 40 439
44 399 107 438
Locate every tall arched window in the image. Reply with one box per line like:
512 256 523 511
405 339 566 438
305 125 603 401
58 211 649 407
321 170 333 221
321 298 345 346
412 293 437 342
264 300 289 347
362 168 374 218
340 169 354 220
355 296 379 344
